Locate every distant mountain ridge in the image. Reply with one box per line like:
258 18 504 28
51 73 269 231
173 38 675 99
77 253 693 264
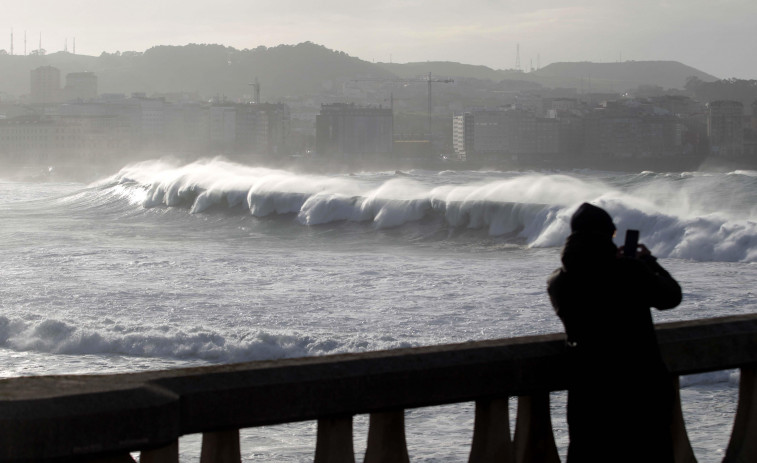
529 61 719 92
378 59 718 90
0 42 721 100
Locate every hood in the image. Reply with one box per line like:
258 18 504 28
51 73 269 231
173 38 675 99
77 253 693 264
561 231 618 272
570 203 616 238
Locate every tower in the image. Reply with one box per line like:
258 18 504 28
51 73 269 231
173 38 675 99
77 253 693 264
516 44 521 71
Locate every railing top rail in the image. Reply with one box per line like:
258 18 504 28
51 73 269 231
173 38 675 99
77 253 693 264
0 313 756 461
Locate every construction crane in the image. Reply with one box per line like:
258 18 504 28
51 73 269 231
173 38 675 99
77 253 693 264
353 72 454 140
420 72 454 139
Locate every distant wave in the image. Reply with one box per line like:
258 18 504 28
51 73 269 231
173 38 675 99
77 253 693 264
85 158 757 263
0 315 412 363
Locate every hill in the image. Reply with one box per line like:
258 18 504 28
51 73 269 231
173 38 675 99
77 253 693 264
0 43 723 100
376 61 520 82
375 60 719 93
527 61 719 92
0 42 396 100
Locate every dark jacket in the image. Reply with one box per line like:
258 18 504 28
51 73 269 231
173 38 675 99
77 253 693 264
547 231 682 462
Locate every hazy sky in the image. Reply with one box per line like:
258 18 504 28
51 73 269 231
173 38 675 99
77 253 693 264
6 0 757 79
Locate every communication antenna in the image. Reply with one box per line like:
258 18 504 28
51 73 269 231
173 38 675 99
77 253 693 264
73 37 76 55
10 29 13 55
516 43 521 71
65 38 68 53
24 30 27 55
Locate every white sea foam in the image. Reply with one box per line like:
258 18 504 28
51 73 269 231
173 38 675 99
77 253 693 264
0 316 409 364
100 158 757 262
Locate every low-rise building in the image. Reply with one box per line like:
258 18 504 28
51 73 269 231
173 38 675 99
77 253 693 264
63 72 98 102
0 114 131 165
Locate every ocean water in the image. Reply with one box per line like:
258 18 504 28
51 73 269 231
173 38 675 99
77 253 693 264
1 158 755 462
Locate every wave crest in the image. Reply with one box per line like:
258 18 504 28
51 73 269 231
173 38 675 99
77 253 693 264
0 316 411 364
87 158 757 262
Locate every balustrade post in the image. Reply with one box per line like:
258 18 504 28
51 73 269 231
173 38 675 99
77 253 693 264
364 410 410 463
724 365 757 462
200 429 241 463
314 416 356 463
140 440 179 463
670 376 696 463
513 393 560 463
468 398 514 463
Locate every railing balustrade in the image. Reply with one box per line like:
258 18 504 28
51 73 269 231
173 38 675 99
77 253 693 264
0 314 755 462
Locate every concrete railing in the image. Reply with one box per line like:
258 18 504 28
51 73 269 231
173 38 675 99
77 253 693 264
1 314 756 463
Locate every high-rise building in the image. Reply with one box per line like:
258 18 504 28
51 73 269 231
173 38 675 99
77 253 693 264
236 103 290 156
30 66 61 104
452 113 473 160
315 104 393 161
707 100 744 158
455 108 559 162
209 106 237 150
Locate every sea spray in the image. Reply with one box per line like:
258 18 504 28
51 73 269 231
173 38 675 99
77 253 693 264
96 158 757 262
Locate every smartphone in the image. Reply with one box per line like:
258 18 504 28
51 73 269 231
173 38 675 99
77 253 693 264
623 229 639 258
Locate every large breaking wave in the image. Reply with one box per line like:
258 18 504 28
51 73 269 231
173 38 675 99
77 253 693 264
91 158 757 263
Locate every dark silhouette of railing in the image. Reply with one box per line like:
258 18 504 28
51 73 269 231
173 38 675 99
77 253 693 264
1 314 756 463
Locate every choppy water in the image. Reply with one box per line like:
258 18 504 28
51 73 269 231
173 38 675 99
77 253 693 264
1 158 755 461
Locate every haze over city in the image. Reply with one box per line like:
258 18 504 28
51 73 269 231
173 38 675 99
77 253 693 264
3 3 757 463
5 0 757 80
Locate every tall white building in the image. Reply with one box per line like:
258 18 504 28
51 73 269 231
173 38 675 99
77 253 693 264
452 113 473 160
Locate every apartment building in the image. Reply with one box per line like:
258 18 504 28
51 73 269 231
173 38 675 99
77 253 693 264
707 100 744 158
315 103 393 160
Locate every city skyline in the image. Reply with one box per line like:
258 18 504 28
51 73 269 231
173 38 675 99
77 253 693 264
4 0 757 80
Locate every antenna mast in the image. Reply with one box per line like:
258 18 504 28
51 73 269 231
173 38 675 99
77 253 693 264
516 43 521 71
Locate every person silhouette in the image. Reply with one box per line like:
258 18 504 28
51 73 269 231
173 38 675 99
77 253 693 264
547 203 682 462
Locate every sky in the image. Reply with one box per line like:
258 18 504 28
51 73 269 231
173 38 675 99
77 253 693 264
5 0 757 80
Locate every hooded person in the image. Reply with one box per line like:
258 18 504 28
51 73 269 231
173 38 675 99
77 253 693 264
547 203 682 463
